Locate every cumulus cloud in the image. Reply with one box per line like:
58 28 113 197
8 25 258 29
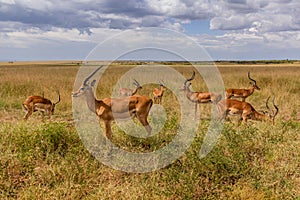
0 0 299 60
0 0 299 33
210 0 300 33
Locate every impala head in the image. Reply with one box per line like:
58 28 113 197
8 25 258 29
263 96 279 123
159 80 167 90
72 66 103 97
50 91 61 113
133 79 142 89
181 71 195 90
248 72 260 90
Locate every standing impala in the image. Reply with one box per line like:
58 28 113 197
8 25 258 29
152 80 167 104
217 97 278 124
118 79 142 96
226 72 260 102
22 92 60 120
72 66 153 150
181 71 222 119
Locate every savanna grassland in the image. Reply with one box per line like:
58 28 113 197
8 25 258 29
0 61 299 199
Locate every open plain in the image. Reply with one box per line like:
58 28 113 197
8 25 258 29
0 61 299 199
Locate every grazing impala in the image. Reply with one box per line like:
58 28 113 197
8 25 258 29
181 71 222 119
217 97 278 124
119 79 142 96
72 66 153 150
152 80 167 104
22 92 60 120
226 72 260 102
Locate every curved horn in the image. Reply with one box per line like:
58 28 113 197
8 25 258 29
184 71 195 85
272 97 279 119
54 91 61 105
133 79 140 87
83 65 103 85
159 79 165 86
248 72 257 85
266 96 270 110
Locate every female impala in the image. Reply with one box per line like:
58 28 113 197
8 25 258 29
22 92 60 120
226 72 260 102
217 97 278 124
181 71 222 119
118 79 142 96
152 80 167 104
72 66 153 149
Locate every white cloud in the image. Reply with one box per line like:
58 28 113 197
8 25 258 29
0 0 300 60
210 0 300 33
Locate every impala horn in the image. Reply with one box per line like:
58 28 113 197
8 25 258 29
248 72 257 85
159 79 166 86
266 96 271 111
133 79 141 87
54 91 61 105
83 65 104 85
184 71 195 86
272 97 279 119
266 96 279 124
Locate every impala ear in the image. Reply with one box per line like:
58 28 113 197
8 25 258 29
91 80 96 87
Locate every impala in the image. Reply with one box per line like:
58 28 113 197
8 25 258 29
118 79 142 96
226 72 260 101
152 80 167 104
22 92 60 120
181 71 222 119
217 97 278 124
72 66 153 150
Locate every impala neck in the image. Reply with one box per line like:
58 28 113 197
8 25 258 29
131 87 138 95
184 86 197 102
160 86 165 94
84 88 100 114
248 86 255 95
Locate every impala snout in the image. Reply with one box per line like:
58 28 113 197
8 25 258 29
72 90 82 97
72 87 86 97
72 92 80 97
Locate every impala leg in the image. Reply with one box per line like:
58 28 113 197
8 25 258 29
23 107 33 120
47 111 52 119
39 111 45 119
241 113 248 124
137 113 152 134
219 110 227 121
104 120 113 152
194 103 198 120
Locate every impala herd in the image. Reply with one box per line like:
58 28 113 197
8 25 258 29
22 65 279 146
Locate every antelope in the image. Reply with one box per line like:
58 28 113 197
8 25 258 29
22 92 61 120
118 79 142 96
217 97 278 124
226 72 260 102
181 71 222 119
152 80 167 104
72 66 153 151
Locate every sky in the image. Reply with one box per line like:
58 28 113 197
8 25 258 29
0 0 300 61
